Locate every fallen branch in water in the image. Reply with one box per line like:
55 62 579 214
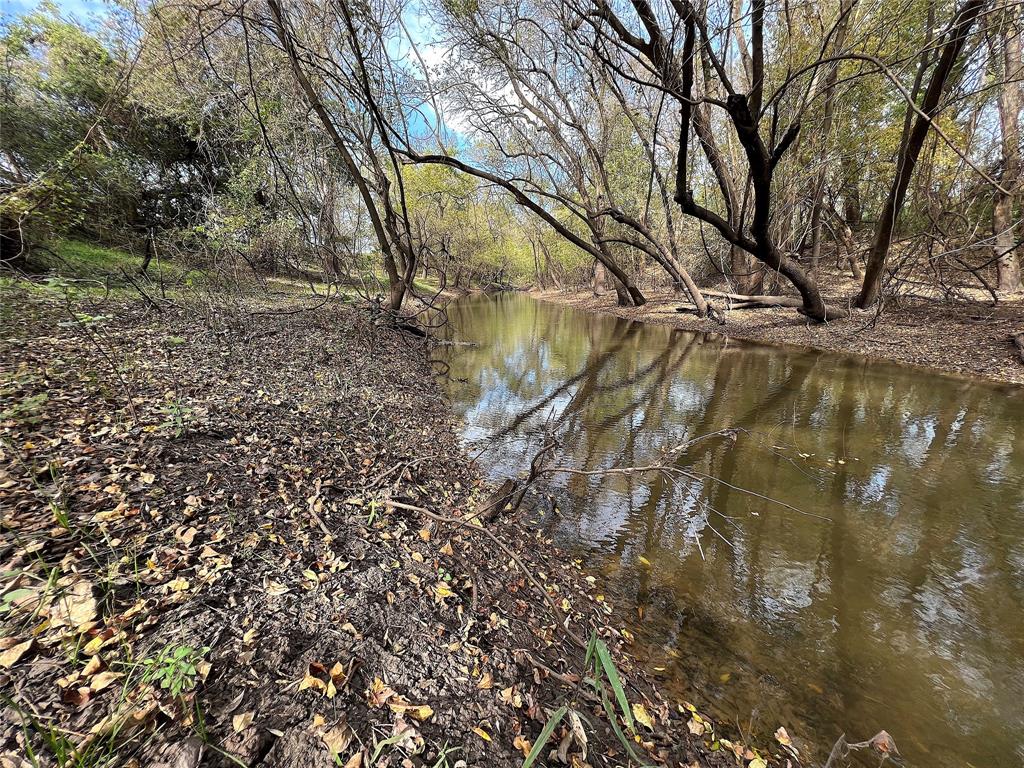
824 730 901 768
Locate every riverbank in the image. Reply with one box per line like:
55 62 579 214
534 285 1024 387
0 281 777 767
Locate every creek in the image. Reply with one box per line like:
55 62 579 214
438 292 1024 768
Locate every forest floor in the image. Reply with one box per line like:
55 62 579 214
535 272 1024 387
0 279 784 768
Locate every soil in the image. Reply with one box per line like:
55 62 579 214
534 272 1024 388
0 283 779 768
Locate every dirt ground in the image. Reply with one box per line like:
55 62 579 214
0 283 782 768
535 274 1024 387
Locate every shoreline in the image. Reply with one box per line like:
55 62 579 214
531 287 1024 388
0 283 775 768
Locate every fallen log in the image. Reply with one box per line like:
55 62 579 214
676 289 852 320
698 289 805 308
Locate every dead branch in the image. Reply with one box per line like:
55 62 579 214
824 730 901 768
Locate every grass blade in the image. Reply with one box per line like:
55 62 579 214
595 639 634 730
522 705 568 768
599 687 653 767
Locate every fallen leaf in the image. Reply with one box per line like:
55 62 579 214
322 722 353 756
433 582 454 601
513 734 532 757
0 639 32 669
232 712 254 732
472 726 491 742
367 677 396 707
90 671 121 692
477 671 493 690
632 702 654 730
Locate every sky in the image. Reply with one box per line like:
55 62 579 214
0 0 474 149
1 0 107 22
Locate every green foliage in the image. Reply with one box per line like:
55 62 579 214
140 644 209 699
521 633 654 768
521 705 567 768
0 5 242 251
159 398 193 437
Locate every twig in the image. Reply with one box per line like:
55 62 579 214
63 300 138 425
119 267 163 313
385 499 587 649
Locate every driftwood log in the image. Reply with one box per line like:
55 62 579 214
676 289 851 320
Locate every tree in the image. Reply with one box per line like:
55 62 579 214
856 0 987 308
992 4 1022 294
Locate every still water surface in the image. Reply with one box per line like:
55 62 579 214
438 293 1024 768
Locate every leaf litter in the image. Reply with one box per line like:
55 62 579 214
0 285 786 767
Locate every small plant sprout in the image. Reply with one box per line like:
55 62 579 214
141 644 209 699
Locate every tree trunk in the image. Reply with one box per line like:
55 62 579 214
857 0 985 307
139 229 155 275
592 259 608 296
841 224 863 280
994 6 1022 293
808 0 855 273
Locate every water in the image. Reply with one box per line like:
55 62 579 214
437 293 1024 768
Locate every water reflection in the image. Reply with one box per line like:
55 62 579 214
438 293 1024 768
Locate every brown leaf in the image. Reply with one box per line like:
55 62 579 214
0 639 32 669
322 722 353 757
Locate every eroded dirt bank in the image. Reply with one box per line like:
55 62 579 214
534 285 1024 387
0 284 788 768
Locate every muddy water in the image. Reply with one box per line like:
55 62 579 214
438 293 1024 768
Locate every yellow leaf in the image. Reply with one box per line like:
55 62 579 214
434 582 454 600
409 704 433 721
638 556 652 566
749 759 767 768
232 712 254 732
367 677 396 707
632 703 654 730
472 726 491 742
513 734 532 756
775 726 792 747
477 671 493 690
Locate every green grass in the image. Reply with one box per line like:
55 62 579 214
33 239 189 284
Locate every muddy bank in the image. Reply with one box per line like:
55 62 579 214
0 283 786 767
534 284 1024 387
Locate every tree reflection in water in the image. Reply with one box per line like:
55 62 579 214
438 293 1024 768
